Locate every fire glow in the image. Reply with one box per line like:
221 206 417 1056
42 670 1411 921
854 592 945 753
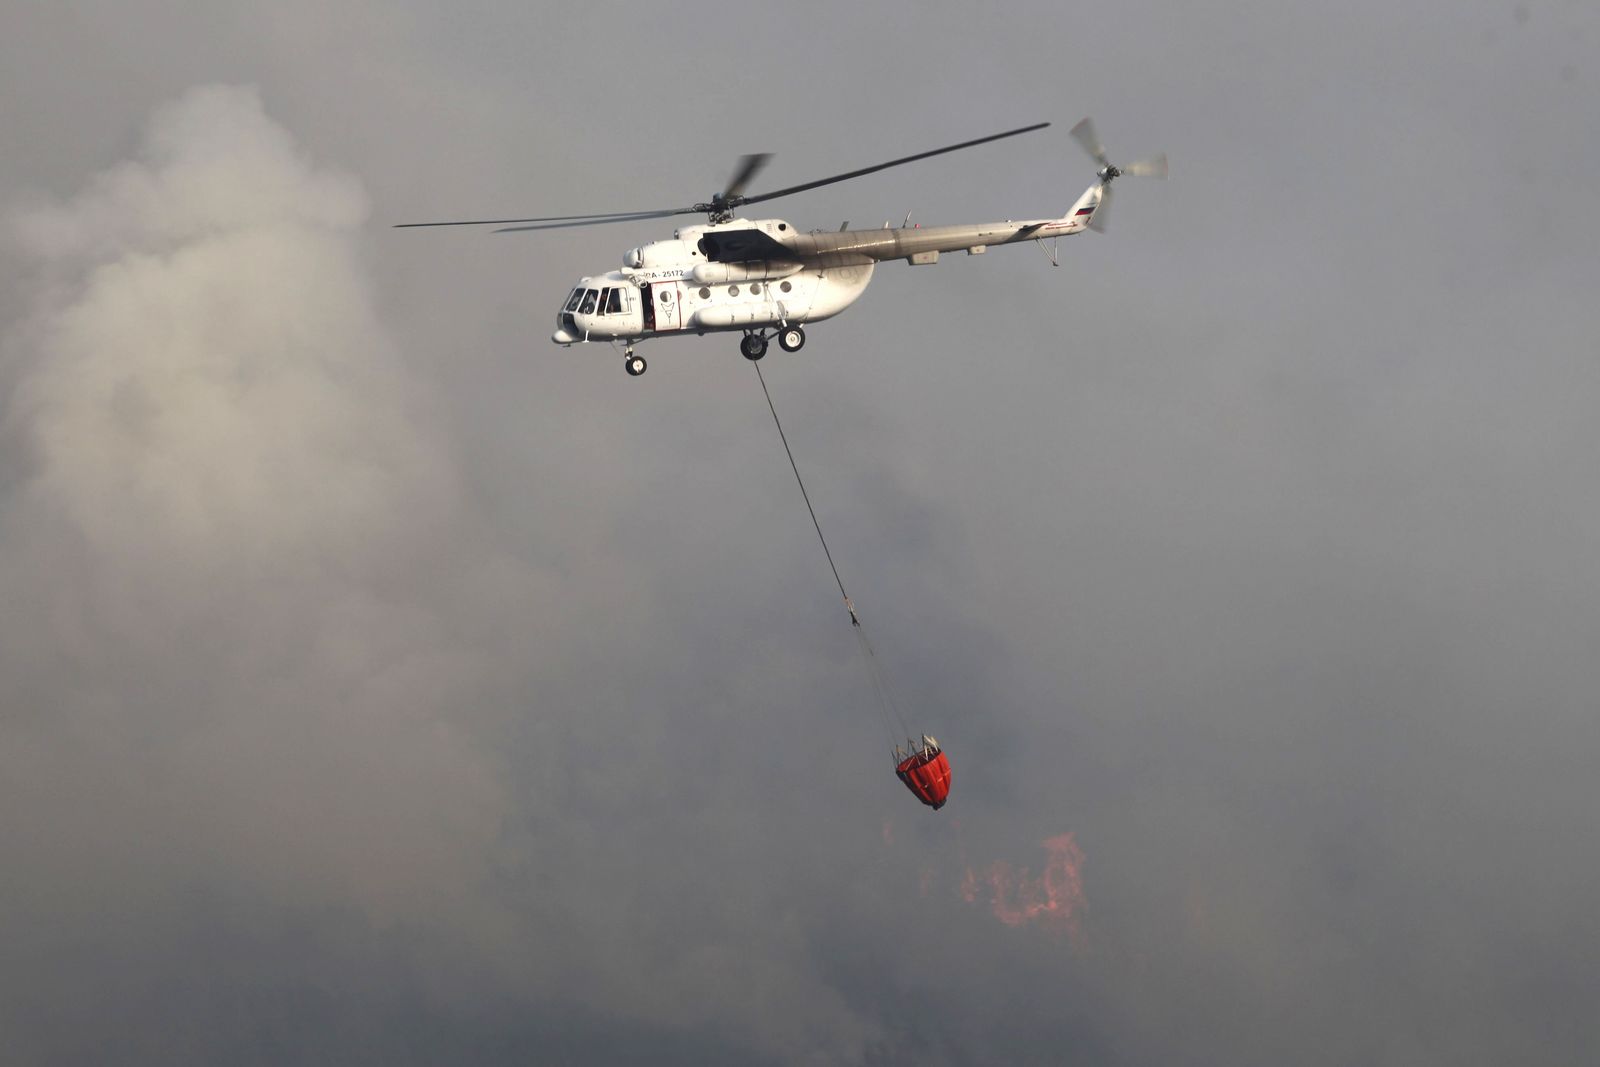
961 833 1086 938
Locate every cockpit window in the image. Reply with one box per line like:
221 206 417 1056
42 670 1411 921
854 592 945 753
578 289 599 314
565 288 583 312
606 288 624 314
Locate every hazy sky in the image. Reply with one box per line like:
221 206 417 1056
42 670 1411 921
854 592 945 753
3 2 1598 1063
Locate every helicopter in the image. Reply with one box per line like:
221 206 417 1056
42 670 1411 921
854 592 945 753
398 118 1165 377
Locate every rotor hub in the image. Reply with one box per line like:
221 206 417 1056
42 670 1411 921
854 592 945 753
695 193 741 224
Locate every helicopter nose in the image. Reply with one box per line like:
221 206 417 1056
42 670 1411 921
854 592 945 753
551 326 579 345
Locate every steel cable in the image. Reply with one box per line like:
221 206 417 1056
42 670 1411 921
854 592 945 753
753 361 912 749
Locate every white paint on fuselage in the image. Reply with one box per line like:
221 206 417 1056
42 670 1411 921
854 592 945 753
556 251 873 346
552 183 1103 350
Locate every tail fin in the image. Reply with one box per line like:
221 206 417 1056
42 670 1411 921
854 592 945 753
1061 183 1103 232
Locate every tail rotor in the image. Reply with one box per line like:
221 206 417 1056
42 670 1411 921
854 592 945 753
1068 117 1166 233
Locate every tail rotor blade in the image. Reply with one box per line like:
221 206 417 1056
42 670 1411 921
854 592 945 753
1125 153 1169 179
1069 117 1109 166
1089 183 1113 233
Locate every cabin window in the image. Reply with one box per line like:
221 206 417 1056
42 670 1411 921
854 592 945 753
699 287 711 299
780 281 793 293
578 289 599 314
606 288 624 314
565 288 584 312
750 283 762 295
728 285 740 296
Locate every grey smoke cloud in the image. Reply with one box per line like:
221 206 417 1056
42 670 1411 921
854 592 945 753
0 82 894 1067
0 84 522 1054
4 3 1600 1064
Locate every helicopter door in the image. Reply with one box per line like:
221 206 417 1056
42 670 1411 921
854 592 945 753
653 282 682 331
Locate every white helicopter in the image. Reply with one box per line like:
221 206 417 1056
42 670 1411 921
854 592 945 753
399 119 1164 377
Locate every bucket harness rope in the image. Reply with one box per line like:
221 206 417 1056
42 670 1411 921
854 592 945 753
753 362 913 748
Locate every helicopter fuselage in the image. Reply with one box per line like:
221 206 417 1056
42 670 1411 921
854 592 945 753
551 183 1101 360
398 117 1164 376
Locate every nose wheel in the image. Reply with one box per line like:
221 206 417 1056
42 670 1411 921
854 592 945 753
777 326 806 352
624 350 647 377
740 333 768 361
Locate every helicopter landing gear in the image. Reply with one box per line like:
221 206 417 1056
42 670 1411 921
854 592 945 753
740 332 768 361
777 325 806 353
624 349 647 376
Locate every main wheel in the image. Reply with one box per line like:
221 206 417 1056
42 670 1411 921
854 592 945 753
777 326 806 353
624 353 647 376
740 334 768 361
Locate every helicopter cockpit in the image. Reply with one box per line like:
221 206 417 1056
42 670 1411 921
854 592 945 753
553 276 640 345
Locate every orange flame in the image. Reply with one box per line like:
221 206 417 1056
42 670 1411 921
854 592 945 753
962 833 1086 938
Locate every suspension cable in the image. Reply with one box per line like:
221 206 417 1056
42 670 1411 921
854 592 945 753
753 361 851 616
753 361 913 748
855 619 913 744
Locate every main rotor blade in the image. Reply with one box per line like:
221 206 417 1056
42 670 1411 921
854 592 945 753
492 210 686 233
724 153 772 200
395 208 691 229
1124 153 1169 179
1069 117 1108 166
735 122 1050 208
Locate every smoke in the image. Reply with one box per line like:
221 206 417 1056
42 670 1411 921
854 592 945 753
0 84 533 1055
0 84 895 1065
